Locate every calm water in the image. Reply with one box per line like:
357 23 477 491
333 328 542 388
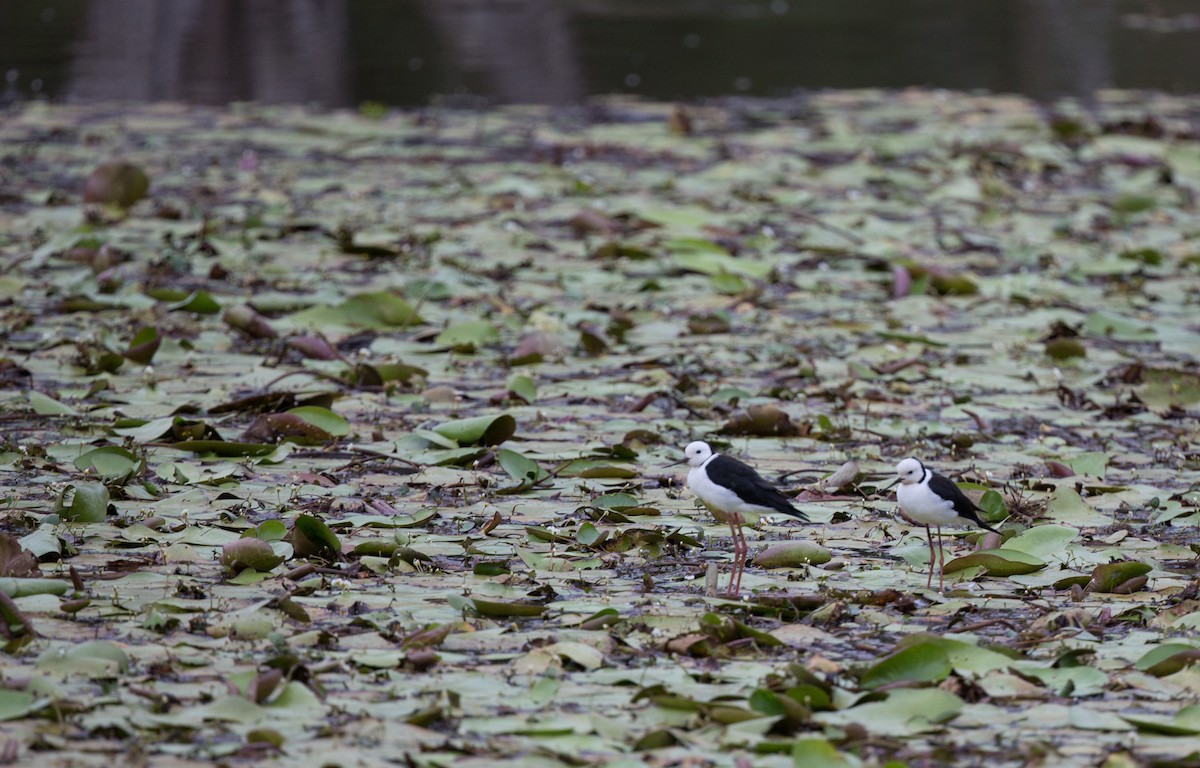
2 0 1199 107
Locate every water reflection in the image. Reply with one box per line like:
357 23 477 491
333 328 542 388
0 0 1197 106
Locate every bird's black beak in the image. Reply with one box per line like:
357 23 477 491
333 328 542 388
665 457 686 468
879 477 900 492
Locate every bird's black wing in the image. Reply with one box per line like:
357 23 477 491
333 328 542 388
927 472 1000 533
706 455 809 521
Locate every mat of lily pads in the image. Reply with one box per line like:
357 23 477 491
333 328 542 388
1 90 1200 767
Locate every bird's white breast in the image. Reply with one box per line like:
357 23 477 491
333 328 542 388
688 461 767 520
897 482 963 527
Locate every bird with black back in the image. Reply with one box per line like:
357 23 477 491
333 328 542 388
680 440 809 597
887 457 1002 592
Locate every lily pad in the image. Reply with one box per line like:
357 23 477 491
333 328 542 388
432 413 516 447
943 548 1045 577
753 541 832 567
1088 561 1151 593
860 642 952 690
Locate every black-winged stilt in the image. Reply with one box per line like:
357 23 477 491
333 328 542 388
889 457 1001 591
681 440 809 596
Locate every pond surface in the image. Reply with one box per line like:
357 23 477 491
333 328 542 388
2 0 1199 107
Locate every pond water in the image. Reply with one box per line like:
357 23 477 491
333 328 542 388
2 0 1199 107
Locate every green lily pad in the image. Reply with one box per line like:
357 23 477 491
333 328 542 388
287 406 349 438
434 320 500 351
1134 644 1200 677
1088 561 1151 593
753 541 832 568
221 539 285 574
943 548 1045 577
432 413 516 447
450 595 546 618
860 642 952 690
290 291 423 329
292 514 341 559
53 482 109 523
29 390 77 416
73 446 140 482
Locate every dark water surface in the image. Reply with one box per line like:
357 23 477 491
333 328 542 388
2 0 1199 107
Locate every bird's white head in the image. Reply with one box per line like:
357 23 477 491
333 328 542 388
683 441 714 467
895 457 925 485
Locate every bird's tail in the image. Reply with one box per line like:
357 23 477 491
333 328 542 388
779 505 810 523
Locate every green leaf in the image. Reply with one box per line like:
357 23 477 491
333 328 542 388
497 449 546 487
1000 525 1079 561
29 390 77 416
123 325 161 364
792 737 857 768
753 541 833 567
434 320 500 351
672 251 773 280
55 482 109 523
860 642 952 690
286 406 349 438
1088 561 1151 593
943 549 1045 577
221 539 285 573
1136 368 1200 409
506 373 536 403
432 413 516 447
592 492 640 511
1066 452 1108 478
73 446 139 481
292 514 341 558
0 578 70 598
576 522 603 546
1134 644 1200 677
289 291 423 329
167 289 221 314
1123 704 1200 736
0 690 47 722
977 489 1007 519
896 635 1014 676
170 440 276 457
815 688 962 736
450 595 546 618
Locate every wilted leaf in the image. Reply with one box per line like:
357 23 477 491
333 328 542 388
719 404 805 437
224 304 278 339
0 534 38 578
83 160 149 207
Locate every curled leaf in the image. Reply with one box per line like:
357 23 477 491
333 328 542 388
1088 561 1151 593
754 541 832 568
221 539 285 574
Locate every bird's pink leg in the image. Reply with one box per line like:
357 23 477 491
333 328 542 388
727 520 746 597
937 526 945 592
925 525 935 590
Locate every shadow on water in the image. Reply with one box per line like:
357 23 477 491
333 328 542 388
1 0 1198 107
